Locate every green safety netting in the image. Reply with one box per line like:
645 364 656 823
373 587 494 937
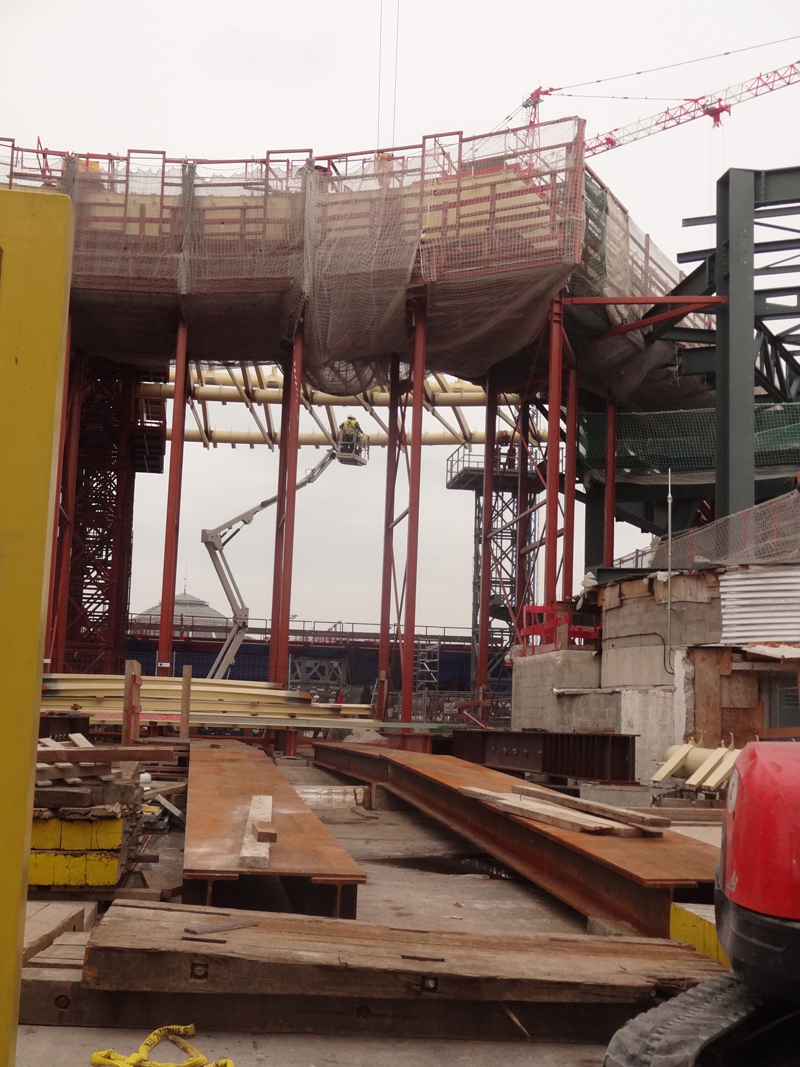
580 404 800 473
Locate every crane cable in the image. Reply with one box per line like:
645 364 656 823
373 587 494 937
547 34 800 94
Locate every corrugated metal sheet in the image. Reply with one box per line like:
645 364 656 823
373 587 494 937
720 566 800 645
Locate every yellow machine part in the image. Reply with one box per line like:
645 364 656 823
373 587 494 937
0 186 73 1066
670 903 731 968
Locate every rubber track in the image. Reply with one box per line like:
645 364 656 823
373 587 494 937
603 973 763 1067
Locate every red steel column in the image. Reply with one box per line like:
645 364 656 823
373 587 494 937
544 294 563 611
514 401 530 635
45 318 72 668
400 298 426 724
268 362 293 682
562 367 578 600
273 327 304 689
50 350 83 672
376 355 400 718
156 319 189 677
604 399 617 567
475 369 497 690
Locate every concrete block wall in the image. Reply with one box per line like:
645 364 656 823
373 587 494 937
511 650 600 731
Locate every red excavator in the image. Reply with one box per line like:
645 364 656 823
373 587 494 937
605 742 800 1067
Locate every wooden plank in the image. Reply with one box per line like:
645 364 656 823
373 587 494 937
180 665 192 741
239 796 272 869
252 821 278 843
83 900 723 1002
35 762 113 781
693 648 724 748
35 747 175 764
16 968 667 1043
27 943 87 969
461 788 642 837
184 741 365 885
511 783 669 831
651 743 695 784
23 902 87 964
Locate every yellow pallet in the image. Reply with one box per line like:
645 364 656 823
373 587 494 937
28 850 122 887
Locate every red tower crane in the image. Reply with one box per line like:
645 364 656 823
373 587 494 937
523 60 800 155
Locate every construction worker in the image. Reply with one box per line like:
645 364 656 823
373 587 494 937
339 415 362 455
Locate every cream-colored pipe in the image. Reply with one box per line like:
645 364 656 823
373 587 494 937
175 428 498 447
661 744 731 779
140 382 519 408
169 365 487 395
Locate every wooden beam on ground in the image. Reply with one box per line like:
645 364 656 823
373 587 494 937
83 900 722 1003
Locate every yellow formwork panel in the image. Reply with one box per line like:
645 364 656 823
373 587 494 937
0 187 72 1066
61 818 124 850
28 850 122 887
30 819 62 850
670 903 731 969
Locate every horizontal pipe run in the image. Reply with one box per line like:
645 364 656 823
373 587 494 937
141 382 520 408
176 428 546 447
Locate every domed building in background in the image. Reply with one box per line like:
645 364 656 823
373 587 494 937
132 591 228 641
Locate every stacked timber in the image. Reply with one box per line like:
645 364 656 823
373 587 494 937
41 674 376 729
30 737 174 894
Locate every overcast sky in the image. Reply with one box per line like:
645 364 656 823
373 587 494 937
3 0 799 626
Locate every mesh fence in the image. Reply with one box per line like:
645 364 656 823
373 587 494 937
650 490 800 569
581 403 800 475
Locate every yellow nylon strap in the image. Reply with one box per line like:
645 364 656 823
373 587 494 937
90 1024 234 1067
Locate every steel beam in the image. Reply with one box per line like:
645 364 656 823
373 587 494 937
715 170 756 517
514 402 531 633
376 356 400 718
311 745 707 938
268 361 292 683
544 294 563 608
49 348 83 672
156 319 188 677
604 401 617 567
475 369 497 690
401 299 427 723
272 328 304 689
562 368 578 600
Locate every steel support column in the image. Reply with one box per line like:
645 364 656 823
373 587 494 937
514 401 531 633
400 298 426 724
475 369 497 690
156 319 188 677
49 348 83 672
376 355 401 718
544 294 563 608
45 317 72 670
273 327 304 689
562 368 578 600
604 400 617 568
715 169 755 517
268 360 293 683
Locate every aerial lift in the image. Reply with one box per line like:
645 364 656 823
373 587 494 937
201 424 368 679
605 741 800 1067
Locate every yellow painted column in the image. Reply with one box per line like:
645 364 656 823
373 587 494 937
0 188 72 1065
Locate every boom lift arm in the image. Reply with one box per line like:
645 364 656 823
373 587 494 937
201 448 338 679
